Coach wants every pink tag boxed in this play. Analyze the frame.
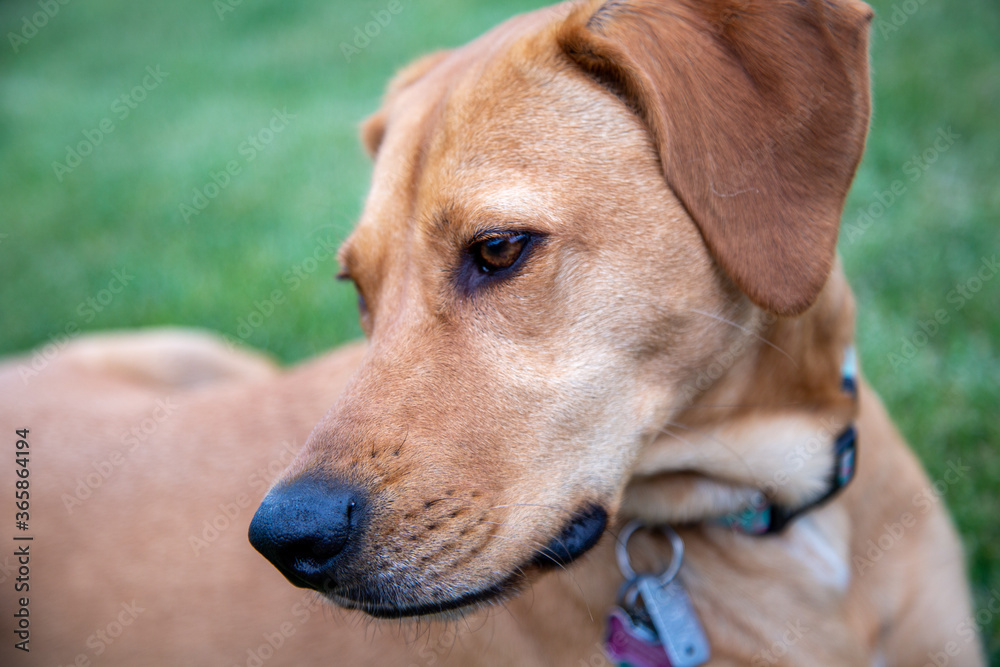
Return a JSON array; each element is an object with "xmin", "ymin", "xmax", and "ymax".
[{"xmin": 604, "ymin": 608, "xmax": 672, "ymax": 667}]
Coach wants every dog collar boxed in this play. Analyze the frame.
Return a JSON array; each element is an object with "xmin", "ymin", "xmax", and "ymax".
[
  {"xmin": 718, "ymin": 346, "xmax": 858, "ymax": 536},
  {"xmin": 603, "ymin": 350, "xmax": 859, "ymax": 666}
]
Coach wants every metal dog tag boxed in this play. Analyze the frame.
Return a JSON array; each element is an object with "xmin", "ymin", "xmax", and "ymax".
[
  {"xmin": 604, "ymin": 606, "xmax": 672, "ymax": 667},
  {"xmin": 635, "ymin": 575, "xmax": 710, "ymax": 667}
]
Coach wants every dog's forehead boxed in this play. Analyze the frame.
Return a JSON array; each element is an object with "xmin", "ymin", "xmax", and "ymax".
[{"xmin": 349, "ymin": 5, "xmax": 652, "ymax": 267}]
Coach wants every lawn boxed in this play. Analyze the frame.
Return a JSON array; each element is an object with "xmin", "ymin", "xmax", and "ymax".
[{"xmin": 1, "ymin": 0, "xmax": 997, "ymax": 660}]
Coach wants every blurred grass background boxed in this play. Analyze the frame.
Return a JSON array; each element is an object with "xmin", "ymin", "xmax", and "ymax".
[{"xmin": 1, "ymin": 0, "xmax": 997, "ymax": 660}]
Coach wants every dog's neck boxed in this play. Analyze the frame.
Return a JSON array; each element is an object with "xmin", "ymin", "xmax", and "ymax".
[{"xmin": 622, "ymin": 262, "xmax": 858, "ymax": 529}]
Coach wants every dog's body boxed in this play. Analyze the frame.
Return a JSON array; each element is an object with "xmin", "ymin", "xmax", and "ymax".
[
  {"xmin": 1, "ymin": 1, "xmax": 983, "ymax": 665},
  {"xmin": 0, "ymin": 325, "xmax": 981, "ymax": 666}
]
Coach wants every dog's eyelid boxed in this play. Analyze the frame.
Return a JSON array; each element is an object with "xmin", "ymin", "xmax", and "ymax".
[
  {"xmin": 470, "ymin": 230, "xmax": 513, "ymax": 244},
  {"xmin": 336, "ymin": 242, "xmax": 359, "ymax": 280},
  {"xmin": 468, "ymin": 227, "xmax": 543, "ymax": 244}
]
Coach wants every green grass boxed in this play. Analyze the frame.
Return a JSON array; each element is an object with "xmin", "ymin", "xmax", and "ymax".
[{"xmin": 1, "ymin": 0, "xmax": 997, "ymax": 660}]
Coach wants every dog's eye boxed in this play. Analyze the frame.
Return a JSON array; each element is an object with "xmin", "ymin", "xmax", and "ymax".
[
  {"xmin": 472, "ymin": 233, "xmax": 530, "ymax": 274},
  {"xmin": 337, "ymin": 270, "xmax": 369, "ymax": 320}
]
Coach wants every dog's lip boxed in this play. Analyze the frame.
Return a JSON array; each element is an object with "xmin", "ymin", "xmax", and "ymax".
[
  {"xmin": 531, "ymin": 503, "xmax": 607, "ymax": 569},
  {"xmin": 326, "ymin": 571, "xmax": 523, "ymax": 619},
  {"xmin": 327, "ymin": 504, "xmax": 609, "ymax": 619}
]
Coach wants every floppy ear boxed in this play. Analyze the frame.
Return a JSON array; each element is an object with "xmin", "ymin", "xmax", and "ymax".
[
  {"xmin": 558, "ymin": 0, "xmax": 873, "ymax": 315},
  {"xmin": 360, "ymin": 50, "xmax": 452, "ymax": 158}
]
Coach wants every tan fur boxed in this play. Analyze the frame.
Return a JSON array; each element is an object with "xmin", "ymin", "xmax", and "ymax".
[{"xmin": 1, "ymin": 1, "xmax": 982, "ymax": 665}]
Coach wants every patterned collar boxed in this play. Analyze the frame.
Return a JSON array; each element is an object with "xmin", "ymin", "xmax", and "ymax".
[{"xmin": 719, "ymin": 346, "xmax": 858, "ymax": 536}]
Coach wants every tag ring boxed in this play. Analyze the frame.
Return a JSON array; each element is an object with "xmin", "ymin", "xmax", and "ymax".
[{"xmin": 615, "ymin": 519, "xmax": 684, "ymax": 587}]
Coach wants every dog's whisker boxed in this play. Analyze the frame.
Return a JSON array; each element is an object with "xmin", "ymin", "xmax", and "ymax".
[
  {"xmin": 658, "ymin": 423, "xmax": 761, "ymax": 486},
  {"xmin": 478, "ymin": 531, "xmax": 584, "ymax": 602},
  {"xmin": 479, "ymin": 530, "xmax": 569, "ymax": 573},
  {"xmin": 680, "ymin": 402, "xmax": 805, "ymax": 410},
  {"xmin": 423, "ymin": 496, "xmax": 463, "ymax": 508},
  {"xmin": 487, "ymin": 502, "xmax": 577, "ymax": 515},
  {"xmin": 687, "ymin": 308, "xmax": 798, "ymax": 367},
  {"xmin": 460, "ymin": 614, "xmax": 476, "ymax": 644},
  {"xmin": 479, "ymin": 523, "xmax": 593, "ymax": 619},
  {"xmin": 664, "ymin": 420, "xmax": 766, "ymax": 484},
  {"xmin": 393, "ymin": 429, "xmax": 410, "ymax": 457}
]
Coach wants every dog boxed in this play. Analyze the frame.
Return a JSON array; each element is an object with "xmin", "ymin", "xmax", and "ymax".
[{"xmin": 1, "ymin": 0, "xmax": 984, "ymax": 665}]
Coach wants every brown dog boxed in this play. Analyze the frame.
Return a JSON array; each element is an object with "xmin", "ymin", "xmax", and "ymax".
[{"xmin": 1, "ymin": 0, "xmax": 984, "ymax": 665}]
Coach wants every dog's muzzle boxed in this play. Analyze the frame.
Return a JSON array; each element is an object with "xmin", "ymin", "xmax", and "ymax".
[{"xmin": 249, "ymin": 478, "xmax": 609, "ymax": 616}]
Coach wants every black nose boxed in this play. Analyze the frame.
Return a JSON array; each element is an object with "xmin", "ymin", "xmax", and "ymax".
[{"xmin": 248, "ymin": 477, "xmax": 365, "ymax": 591}]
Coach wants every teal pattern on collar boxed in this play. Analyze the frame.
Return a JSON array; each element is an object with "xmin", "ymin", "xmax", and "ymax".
[{"xmin": 719, "ymin": 346, "xmax": 858, "ymax": 536}]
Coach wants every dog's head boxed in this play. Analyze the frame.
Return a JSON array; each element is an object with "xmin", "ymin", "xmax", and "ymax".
[{"xmin": 250, "ymin": 0, "xmax": 872, "ymax": 617}]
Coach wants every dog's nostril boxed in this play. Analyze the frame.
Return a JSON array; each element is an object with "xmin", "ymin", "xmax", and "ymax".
[{"xmin": 248, "ymin": 477, "xmax": 366, "ymax": 591}]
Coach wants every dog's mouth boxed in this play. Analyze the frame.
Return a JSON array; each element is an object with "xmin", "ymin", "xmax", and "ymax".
[
  {"xmin": 326, "ymin": 504, "xmax": 609, "ymax": 619},
  {"xmin": 529, "ymin": 503, "xmax": 608, "ymax": 568},
  {"xmin": 327, "ymin": 572, "xmax": 524, "ymax": 619}
]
